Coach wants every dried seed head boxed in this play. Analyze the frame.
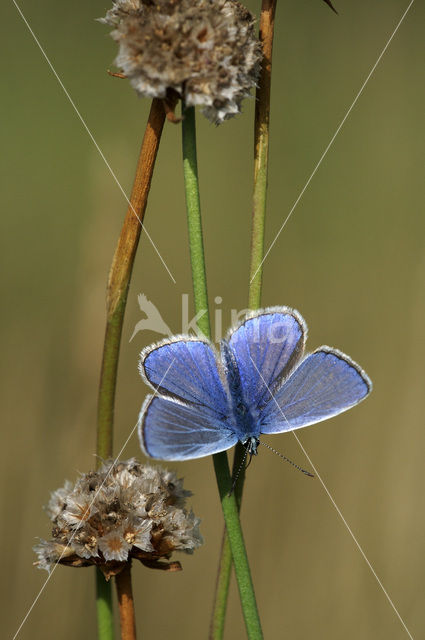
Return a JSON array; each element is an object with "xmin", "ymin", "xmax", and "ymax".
[
  {"xmin": 101, "ymin": 0, "xmax": 262, "ymax": 124},
  {"xmin": 34, "ymin": 459, "xmax": 202, "ymax": 578}
]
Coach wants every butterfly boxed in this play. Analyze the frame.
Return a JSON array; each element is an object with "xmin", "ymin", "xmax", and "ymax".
[{"xmin": 137, "ymin": 307, "xmax": 371, "ymax": 461}]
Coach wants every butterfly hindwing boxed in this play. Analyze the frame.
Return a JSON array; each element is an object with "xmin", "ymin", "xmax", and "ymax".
[{"xmin": 139, "ymin": 395, "xmax": 237, "ymax": 461}]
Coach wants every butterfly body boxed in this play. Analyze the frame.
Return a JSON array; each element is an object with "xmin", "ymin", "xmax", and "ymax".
[
  {"xmin": 137, "ymin": 307, "xmax": 371, "ymax": 462},
  {"xmin": 220, "ymin": 339, "xmax": 260, "ymax": 442}
]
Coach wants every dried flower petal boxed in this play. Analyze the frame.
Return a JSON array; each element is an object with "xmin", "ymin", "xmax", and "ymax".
[
  {"xmin": 61, "ymin": 492, "xmax": 97, "ymax": 527},
  {"xmin": 123, "ymin": 517, "xmax": 154, "ymax": 552},
  {"xmin": 33, "ymin": 540, "xmax": 75, "ymax": 572},
  {"xmin": 99, "ymin": 527, "xmax": 132, "ymax": 562},
  {"xmin": 101, "ymin": 0, "xmax": 262, "ymax": 124},
  {"xmin": 45, "ymin": 481, "xmax": 73, "ymax": 520}
]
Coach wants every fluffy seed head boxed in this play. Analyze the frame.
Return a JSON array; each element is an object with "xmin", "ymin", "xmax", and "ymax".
[
  {"xmin": 101, "ymin": 0, "xmax": 262, "ymax": 124},
  {"xmin": 34, "ymin": 459, "xmax": 202, "ymax": 578}
]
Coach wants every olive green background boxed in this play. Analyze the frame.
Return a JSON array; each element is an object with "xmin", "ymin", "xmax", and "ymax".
[{"xmin": 2, "ymin": 0, "xmax": 424, "ymax": 638}]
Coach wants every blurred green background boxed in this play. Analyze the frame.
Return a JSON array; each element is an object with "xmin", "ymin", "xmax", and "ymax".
[{"xmin": 2, "ymin": 0, "xmax": 424, "ymax": 638}]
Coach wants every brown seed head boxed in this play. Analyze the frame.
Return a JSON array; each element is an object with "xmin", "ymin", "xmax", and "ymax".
[
  {"xmin": 34, "ymin": 459, "xmax": 202, "ymax": 578},
  {"xmin": 101, "ymin": 0, "xmax": 262, "ymax": 124}
]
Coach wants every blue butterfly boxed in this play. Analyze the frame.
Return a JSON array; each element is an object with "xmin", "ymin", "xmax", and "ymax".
[{"xmin": 137, "ymin": 307, "xmax": 372, "ymax": 461}]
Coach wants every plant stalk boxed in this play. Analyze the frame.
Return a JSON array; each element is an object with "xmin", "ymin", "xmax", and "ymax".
[
  {"xmin": 182, "ymin": 102, "xmax": 263, "ymax": 640},
  {"xmin": 96, "ymin": 568, "xmax": 115, "ymax": 640},
  {"xmin": 181, "ymin": 104, "xmax": 211, "ymax": 338},
  {"xmin": 116, "ymin": 564, "xmax": 137, "ymax": 640},
  {"xmin": 210, "ymin": 0, "xmax": 276, "ymax": 636},
  {"xmin": 210, "ymin": 444, "xmax": 245, "ymax": 639},
  {"xmin": 249, "ymin": 0, "xmax": 276, "ymax": 310},
  {"xmin": 96, "ymin": 98, "xmax": 165, "ymax": 639},
  {"xmin": 97, "ymin": 98, "xmax": 165, "ymax": 461}
]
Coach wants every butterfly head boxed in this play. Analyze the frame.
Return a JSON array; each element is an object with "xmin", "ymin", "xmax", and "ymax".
[{"xmin": 242, "ymin": 436, "xmax": 260, "ymax": 457}]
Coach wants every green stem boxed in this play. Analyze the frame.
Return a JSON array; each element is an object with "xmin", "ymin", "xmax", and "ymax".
[
  {"xmin": 96, "ymin": 99, "xmax": 166, "ymax": 639},
  {"xmin": 210, "ymin": 532, "xmax": 232, "ymax": 640},
  {"xmin": 212, "ymin": 454, "xmax": 263, "ymax": 639},
  {"xmin": 181, "ymin": 104, "xmax": 211, "ymax": 338},
  {"xmin": 96, "ymin": 568, "xmax": 114, "ymax": 640},
  {"xmin": 210, "ymin": 443, "xmax": 245, "ymax": 639},
  {"xmin": 97, "ymin": 302, "xmax": 125, "ymax": 461},
  {"xmin": 249, "ymin": 0, "xmax": 276, "ymax": 310},
  {"xmin": 210, "ymin": 0, "xmax": 276, "ymax": 636},
  {"xmin": 182, "ymin": 102, "xmax": 263, "ymax": 640}
]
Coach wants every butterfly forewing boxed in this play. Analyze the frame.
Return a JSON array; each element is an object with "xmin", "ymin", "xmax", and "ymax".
[
  {"xmin": 226, "ymin": 308, "xmax": 306, "ymax": 411},
  {"xmin": 140, "ymin": 337, "xmax": 228, "ymax": 414},
  {"xmin": 260, "ymin": 347, "xmax": 371, "ymax": 434}
]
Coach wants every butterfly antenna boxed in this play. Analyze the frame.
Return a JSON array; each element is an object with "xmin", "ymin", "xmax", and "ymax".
[
  {"xmin": 259, "ymin": 441, "xmax": 314, "ymax": 478},
  {"xmin": 229, "ymin": 446, "xmax": 249, "ymax": 496},
  {"xmin": 245, "ymin": 450, "xmax": 255, "ymax": 469}
]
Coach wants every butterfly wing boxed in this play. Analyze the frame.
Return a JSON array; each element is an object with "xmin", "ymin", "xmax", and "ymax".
[
  {"xmin": 260, "ymin": 347, "xmax": 371, "ymax": 433},
  {"xmin": 225, "ymin": 307, "xmax": 306, "ymax": 410},
  {"xmin": 139, "ymin": 395, "xmax": 237, "ymax": 460},
  {"xmin": 140, "ymin": 336, "xmax": 228, "ymax": 415}
]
